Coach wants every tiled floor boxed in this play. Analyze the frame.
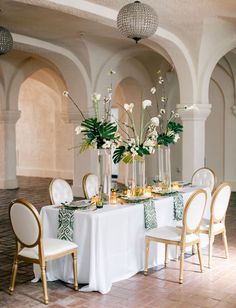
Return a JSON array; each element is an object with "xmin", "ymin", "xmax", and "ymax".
[{"xmin": 0, "ymin": 177, "xmax": 236, "ymax": 307}]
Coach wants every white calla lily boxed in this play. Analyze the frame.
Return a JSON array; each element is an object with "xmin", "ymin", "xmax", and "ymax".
[{"xmin": 142, "ymin": 100, "xmax": 152, "ymax": 109}]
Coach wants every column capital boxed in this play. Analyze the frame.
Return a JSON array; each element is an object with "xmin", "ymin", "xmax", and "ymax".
[
  {"xmin": 177, "ymin": 104, "xmax": 211, "ymax": 121},
  {"xmin": 0, "ymin": 110, "xmax": 21, "ymax": 124}
]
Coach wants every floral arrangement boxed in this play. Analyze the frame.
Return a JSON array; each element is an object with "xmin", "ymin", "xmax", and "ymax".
[
  {"xmin": 152, "ymin": 72, "xmax": 183, "ymax": 146},
  {"xmin": 63, "ymin": 71, "xmax": 120, "ymax": 152},
  {"xmin": 113, "ymin": 71, "xmax": 183, "ymax": 164},
  {"xmin": 113, "ymin": 100, "xmax": 159, "ymax": 164}
]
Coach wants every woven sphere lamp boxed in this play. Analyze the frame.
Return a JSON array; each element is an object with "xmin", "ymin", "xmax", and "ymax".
[
  {"xmin": 0, "ymin": 26, "xmax": 13, "ymax": 55},
  {"xmin": 117, "ymin": 1, "xmax": 158, "ymax": 43}
]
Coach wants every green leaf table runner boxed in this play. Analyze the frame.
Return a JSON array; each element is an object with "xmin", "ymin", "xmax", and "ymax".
[
  {"xmin": 144, "ymin": 200, "xmax": 158, "ymax": 230},
  {"xmin": 57, "ymin": 208, "xmax": 75, "ymax": 242},
  {"xmin": 173, "ymin": 193, "xmax": 184, "ymax": 221}
]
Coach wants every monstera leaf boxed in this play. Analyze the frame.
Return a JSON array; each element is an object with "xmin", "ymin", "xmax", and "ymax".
[
  {"xmin": 167, "ymin": 121, "xmax": 183, "ymax": 133},
  {"xmin": 98, "ymin": 121, "xmax": 117, "ymax": 140},
  {"xmin": 81, "ymin": 118, "xmax": 118, "ymax": 150},
  {"xmin": 136, "ymin": 146, "xmax": 150, "ymax": 157},
  {"xmin": 113, "ymin": 146, "xmax": 126, "ymax": 164},
  {"xmin": 157, "ymin": 134, "xmax": 175, "ymax": 146}
]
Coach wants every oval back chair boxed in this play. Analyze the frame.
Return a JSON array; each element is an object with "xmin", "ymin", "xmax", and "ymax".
[
  {"xmin": 191, "ymin": 167, "xmax": 215, "ymax": 193},
  {"xmin": 200, "ymin": 182, "xmax": 231, "ymax": 268},
  {"xmin": 8, "ymin": 198, "xmax": 78, "ymax": 304},
  {"xmin": 49, "ymin": 178, "xmax": 73, "ymax": 205},
  {"xmin": 145, "ymin": 189, "xmax": 207, "ymax": 284},
  {"xmin": 82, "ymin": 173, "xmax": 99, "ymax": 199}
]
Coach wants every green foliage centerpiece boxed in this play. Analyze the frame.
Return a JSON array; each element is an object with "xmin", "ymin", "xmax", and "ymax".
[{"xmin": 63, "ymin": 71, "xmax": 120, "ymax": 201}]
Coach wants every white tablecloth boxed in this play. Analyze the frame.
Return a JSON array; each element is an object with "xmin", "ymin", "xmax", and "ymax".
[{"xmin": 34, "ymin": 186, "xmax": 211, "ymax": 294}]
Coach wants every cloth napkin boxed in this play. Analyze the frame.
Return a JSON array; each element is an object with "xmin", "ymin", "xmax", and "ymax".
[
  {"xmin": 144, "ymin": 200, "xmax": 158, "ymax": 230},
  {"xmin": 173, "ymin": 193, "xmax": 184, "ymax": 221},
  {"xmin": 57, "ymin": 207, "xmax": 75, "ymax": 241}
]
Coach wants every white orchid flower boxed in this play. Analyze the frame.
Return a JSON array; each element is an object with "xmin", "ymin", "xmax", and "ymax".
[
  {"xmin": 124, "ymin": 103, "xmax": 134, "ymax": 113},
  {"xmin": 102, "ymin": 140, "xmax": 112, "ymax": 149},
  {"xmin": 75, "ymin": 125, "xmax": 83, "ymax": 135},
  {"xmin": 174, "ymin": 134, "xmax": 180, "ymax": 143},
  {"xmin": 161, "ymin": 96, "xmax": 168, "ymax": 103},
  {"xmin": 167, "ymin": 130, "xmax": 175, "ymax": 137},
  {"xmin": 150, "ymin": 117, "xmax": 159, "ymax": 126},
  {"xmin": 144, "ymin": 139, "xmax": 156, "ymax": 147},
  {"xmin": 92, "ymin": 93, "xmax": 101, "ymax": 101},
  {"xmin": 63, "ymin": 91, "xmax": 69, "ymax": 97},
  {"xmin": 142, "ymin": 100, "xmax": 152, "ymax": 109},
  {"xmin": 158, "ymin": 76, "xmax": 164, "ymax": 84},
  {"xmin": 150, "ymin": 87, "xmax": 156, "ymax": 94}
]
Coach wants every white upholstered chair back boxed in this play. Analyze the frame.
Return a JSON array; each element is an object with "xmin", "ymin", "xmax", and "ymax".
[
  {"xmin": 9, "ymin": 199, "xmax": 41, "ymax": 247},
  {"xmin": 191, "ymin": 167, "xmax": 215, "ymax": 193},
  {"xmin": 49, "ymin": 178, "xmax": 73, "ymax": 205},
  {"xmin": 212, "ymin": 183, "xmax": 231, "ymax": 223},
  {"xmin": 83, "ymin": 173, "xmax": 99, "ymax": 199},
  {"xmin": 183, "ymin": 189, "xmax": 207, "ymax": 233}
]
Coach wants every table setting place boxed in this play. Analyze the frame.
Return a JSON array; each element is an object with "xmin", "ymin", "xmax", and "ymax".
[
  {"xmin": 54, "ymin": 181, "xmax": 194, "ymax": 242},
  {"xmin": 34, "ymin": 179, "xmax": 211, "ymax": 294}
]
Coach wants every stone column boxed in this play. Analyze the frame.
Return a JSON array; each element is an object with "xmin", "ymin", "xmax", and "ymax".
[
  {"xmin": 0, "ymin": 110, "xmax": 21, "ymax": 189},
  {"xmin": 65, "ymin": 112, "xmax": 97, "ymax": 197},
  {"xmin": 177, "ymin": 104, "xmax": 211, "ymax": 182}
]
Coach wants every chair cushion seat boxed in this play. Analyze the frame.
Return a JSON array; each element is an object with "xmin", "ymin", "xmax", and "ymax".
[
  {"xmin": 19, "ymin": 238, "xmax": 78, "ymax": 260},
  {"xmin": 146, "ymin": 226, "xmax": 199, "ymax": 243},
  {"xmin": 200, "ymin": 218, "xmax": 224, "ymax": 233}
]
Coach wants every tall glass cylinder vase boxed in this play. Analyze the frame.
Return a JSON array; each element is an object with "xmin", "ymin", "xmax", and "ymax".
[
  {"xmin": 97, "ymin": 148, "xmax": 112, "ymax": 202},
  {"xmin": 157, "ymin": 145, "xmax": 171, "ymax": 192},
  {"xmin": 132, "ymin": 157, "xmax": 146, "ymax": 196}
]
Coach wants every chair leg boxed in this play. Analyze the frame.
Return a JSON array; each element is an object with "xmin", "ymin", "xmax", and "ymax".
[
  {"xmin": 164, "ymin": 244, "xmax": 168, "ymax": 267},
  {"xmin": 208, "ymin": 235, "xmax": 215, "ymax": 268},
  {"xmin": 9, "ymin": 255, "xmax": 19, "ymax": 294},
  {"xmin": 196, "ymin": 242, "xmax": 203, "ymax": 272},
  {"xmin": 175, "ymin": 246, "xmax": 178, "ymax": 261},
  {"xmin": 40, "ymin": 263, "xmax": 48, "ymax": 305},
  {"xmin": 72, "ymin": 251, "xmax": 78, "ymax": 291},
  {"xmin": 222, "ymin": 230, "xmax": 229, "ymax": 259},
  {"xmin": 179, "ymin": 247, "xmax": 184, "ymax": 284},
  {"xmin": 144, "ymin": 238, "xmax": 150, "ymax": 275},
  {"xmin": 192, "ymin": 244, "xmax": 195, "ymax": 255}
]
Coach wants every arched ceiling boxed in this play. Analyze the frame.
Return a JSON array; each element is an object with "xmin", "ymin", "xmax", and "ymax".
[{"xmin": 1, "ymin": 0, "xmax": 236, "ymax": 57}]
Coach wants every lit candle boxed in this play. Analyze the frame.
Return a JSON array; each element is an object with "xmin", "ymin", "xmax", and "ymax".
[
  {"xmin": 172, "ymin": 181, "xmax": 180, "ymax": 191},
  {"xmin": 126, "ymin": 189, "xmax": 131, "ymax": 197},
  {"xmin": 144, "ymin": 185, "xmax": 152, "ymax": 197},
  {"xmin": 110, "ymin": 191, "xmax": 117, "ymax": 204}
]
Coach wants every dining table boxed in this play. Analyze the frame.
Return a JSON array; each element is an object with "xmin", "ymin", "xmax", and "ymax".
[{"xmin": 34, "ymin": 185, "xmax": 211, "ymax": 294}]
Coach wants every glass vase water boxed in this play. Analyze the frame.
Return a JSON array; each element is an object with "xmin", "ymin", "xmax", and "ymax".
[{"xmin": 157, "ymin": 145, "xmax": 171, "ymax": 192}]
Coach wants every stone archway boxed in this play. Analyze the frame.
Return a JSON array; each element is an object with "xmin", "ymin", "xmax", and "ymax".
[{"xmin": 16, "ymin": 67, "xmax": 74, "ymax": 180}]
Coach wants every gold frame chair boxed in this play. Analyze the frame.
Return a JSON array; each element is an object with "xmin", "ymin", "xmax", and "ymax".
[
  {"xmin": 199, "ymin": 182, "xmax": 231, "ymax": 268},
  {"xmin": 191, "ymin": 167, "xmax": 216, "ymax": 193},
  {"xmin": 49, "ymin": 178, "xmax": 73, "ymax": 205},
  {"xmin": 8, "ymin": 198, "xmax": 78, "ymax": 305},
  {"xmin": 144, "ymin": 189, "xmax": 207, "ymax": 284},
  {"xmin": 82, "ymin": 173, "xmax": 98, "ymax": 199}
]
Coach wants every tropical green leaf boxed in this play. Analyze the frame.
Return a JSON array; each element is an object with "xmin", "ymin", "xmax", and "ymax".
[
  {"xmin": 157, "ymin": 134, "xmax": 174, "ymax": 146},
  {"xmin": 122, "ymin": 153, "xmax": 133, "ymax": 164},
  {"xmin": 137, "ymin": 146, "xmax": 150, "ymax": 156},
  {"xmin": 113, "ymin": 146, "xmax": 126, "ymax": 164},
  {"xmin": 167, "ymin": 121, "xmax": 183, "ymax": 134}
]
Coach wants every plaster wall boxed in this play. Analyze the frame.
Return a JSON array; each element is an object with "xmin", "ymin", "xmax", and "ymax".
[
  {"xmin": 16, "ymin": 70, "xmax": 73, "ymax": 179},
  {"xmin": 206, "ymin": 53, "xmax": 236, "ymax": 190}
]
